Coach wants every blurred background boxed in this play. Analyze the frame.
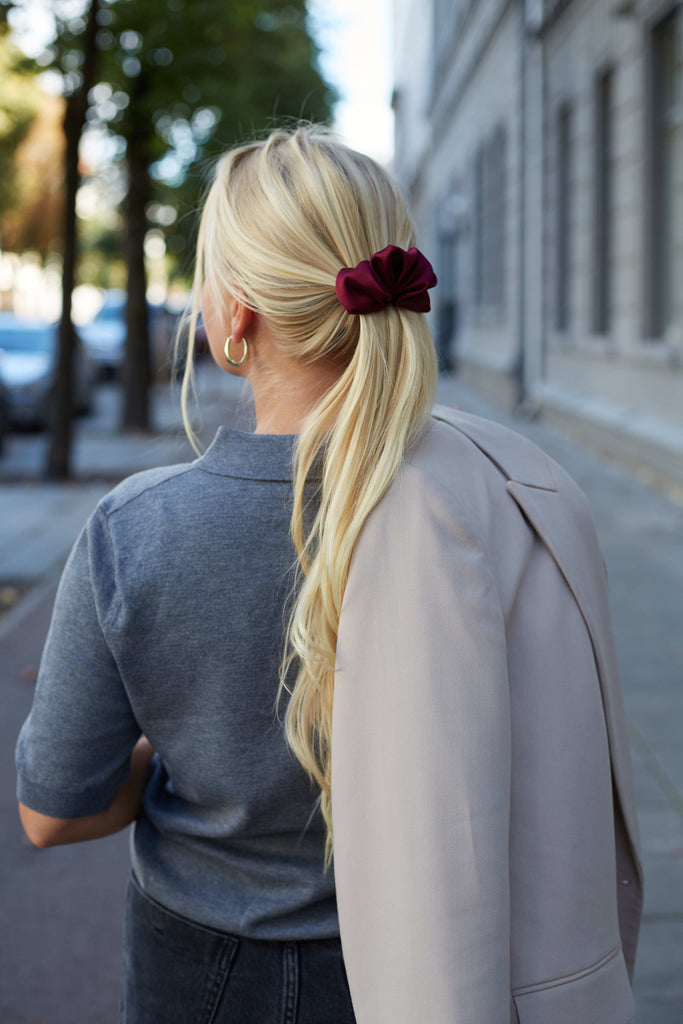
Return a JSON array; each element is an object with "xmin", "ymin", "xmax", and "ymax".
[
  {"xmin": 394, "ymin": 0, "xmax": 683, "ymax": 496},
  {"xmin": 0, "ymin": 0, "xmax": 346, "ymax": 476},
  {"xmin": 0, "ymin": 2, "xmax": 682, "ymax": 1022},
  {"xmin": 0, "ymin": 0, "xmax": 680, "ymax": 492}
]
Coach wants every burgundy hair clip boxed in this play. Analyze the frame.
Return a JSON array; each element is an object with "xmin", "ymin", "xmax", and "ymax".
[{"xmin": 335, "ymin": 244, "xmax": 437, "ymax": 315}]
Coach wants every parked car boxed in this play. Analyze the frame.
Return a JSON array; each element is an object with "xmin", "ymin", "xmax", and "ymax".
[
  {"xmin": 79, "ymin": 289, "xmax": 174, "ymax": 379},
  {"xmin": 0, "ymin": 377, "xmax": 8, "ymax": 454},
  {"xmin": 0, "ymin": 313, "xmax": 96, "ymax": 428},
  {"xmin": 170, "ymin": 310, "xmax": 210, "ymax": 380},
  {"xmin": 78, "ymin": 288, "xmax": 127, "ymax": 378}
]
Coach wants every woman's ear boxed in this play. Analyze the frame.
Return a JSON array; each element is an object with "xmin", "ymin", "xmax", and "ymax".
[
  {"xmin": 228, "ymin": 299, "xmax": 255, "ymax": 342},
  {"xmin": 202, "ymin": 287, "xmax": 256, "ymax": 374}
]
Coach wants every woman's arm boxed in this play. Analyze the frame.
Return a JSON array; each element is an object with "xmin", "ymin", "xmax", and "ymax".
[
  {"xmin": 16, "ymin": 509, "xmax": 148, "ymax": 840},
  {"xmin": 19, "ymin": 737, "xmax": 155, "ymax": 848}
]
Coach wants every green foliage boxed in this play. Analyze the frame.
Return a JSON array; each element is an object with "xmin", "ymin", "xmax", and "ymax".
[
  {"xmin": 4, "ymin": 0, "xmax": 335, "ymax": 264},
  {"xmin": 95, "ymin": 0, "xmax": 336, "ymax": 263}
]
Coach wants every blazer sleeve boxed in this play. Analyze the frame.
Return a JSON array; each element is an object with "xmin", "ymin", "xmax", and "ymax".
[{"xmin": 332, "ymin": 465, "xmax": 512, "ymax": 1024}]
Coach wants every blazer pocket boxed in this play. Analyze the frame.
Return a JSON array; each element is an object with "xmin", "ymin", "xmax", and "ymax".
[{"xmin": 512, "ymin": 945, "xmax": 635, "ymax": 1024}]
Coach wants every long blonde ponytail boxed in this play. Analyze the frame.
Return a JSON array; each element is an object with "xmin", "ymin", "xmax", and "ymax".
[{"xmin": 186, "ymin": 127, "xmax": 437, "ymax": 863}]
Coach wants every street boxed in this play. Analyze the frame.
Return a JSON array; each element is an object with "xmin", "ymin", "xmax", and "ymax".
[{"xmin": 0, "ymin": 370, "xmax": 681, "ymax": 1022}]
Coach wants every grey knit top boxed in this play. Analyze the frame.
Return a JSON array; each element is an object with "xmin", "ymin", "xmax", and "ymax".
[{"xmin": 16, "ymin": 427, "xmax": 338, "ymax": 939}]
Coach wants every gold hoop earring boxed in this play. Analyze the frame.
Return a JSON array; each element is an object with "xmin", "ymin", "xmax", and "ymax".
[{"xmin": 224, "ymin": 336, "xmax": 248, "ymax": 367}]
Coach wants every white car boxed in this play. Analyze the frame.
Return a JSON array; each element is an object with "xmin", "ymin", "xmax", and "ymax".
[{"xmin": 0, "ymin": 314, "xmax": 96, "ymax": 428}]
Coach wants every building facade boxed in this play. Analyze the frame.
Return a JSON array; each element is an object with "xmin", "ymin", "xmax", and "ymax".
[{"xmin": 393, "ymin": 0, "xmax": 683, "ymax": 485}]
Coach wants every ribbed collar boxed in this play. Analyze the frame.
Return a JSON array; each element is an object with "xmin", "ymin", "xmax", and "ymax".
[{"xmin": 196, "ymin": 426, "xmax": 310, "ymax": 482}]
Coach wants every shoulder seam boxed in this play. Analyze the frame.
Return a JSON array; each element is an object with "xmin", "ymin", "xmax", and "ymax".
[{"xmin": 99, "ymin": 462, "xmax": 196, "ymax": 518}]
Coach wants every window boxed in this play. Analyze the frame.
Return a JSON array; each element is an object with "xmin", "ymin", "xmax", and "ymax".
[
  {"xmin": 488, "ymin": 125, "xmax": 506, "ymax": 311},
  {"xmin": 433, "ymin": 0, "xmax": 458, "ymax": 32},
  {"xmin": 556, "ymin": 102, "xmax": 573, "ymax": 331},
  {"xmin": 433, "ymin": 0, "xmax": 461, "ymax": 67},
  {"xmin": 593, "ymin": 69, "xmax": 613, "ymax": 335},
  {"xmin": 648, "ymin": 11, "xmax": 683, "ymax": 338},
  {"xmin": 473, "ymin": 146, "xmax": 485, "ymax": 307},
  {"xmin": 471, "ymin": 123, "xmax": 507, "ymax": 315},
  {"xmin": 436, "ymin": 228, "xmax": 458, "ymax": 371}
]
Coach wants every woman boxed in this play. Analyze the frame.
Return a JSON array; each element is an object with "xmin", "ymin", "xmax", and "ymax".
[{"xmin": 16, "ymin": 126, "xmax": 642, "ymax": 1023}]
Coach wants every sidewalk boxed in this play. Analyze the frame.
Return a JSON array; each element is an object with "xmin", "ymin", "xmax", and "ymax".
[{"xmin": 1, "ymin": 368, "xmax": 682, "ymax": 1022}]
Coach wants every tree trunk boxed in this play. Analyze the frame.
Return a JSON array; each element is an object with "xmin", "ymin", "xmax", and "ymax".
[
  {"xmin": 122, "ymin": 87, "xmax": 152, "ymax": 432},
  {"xmin": 45, "ymin": 99, "xmax": 80, "ymax": 479},
  {"xmin": 46, "ymin": 0, "xmax": 99, "ymax": 480}
]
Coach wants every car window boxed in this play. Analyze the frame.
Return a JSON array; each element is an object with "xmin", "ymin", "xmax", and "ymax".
[
  {"xmin": 95, "ymin": 304, "xmax": 125, "ymax": 323},
  {"xmin": 0, "ymin": 326, "xmax": 54, "ymax": 352}
]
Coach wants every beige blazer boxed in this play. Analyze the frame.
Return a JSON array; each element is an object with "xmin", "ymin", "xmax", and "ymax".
[{"xmin": 332, "ymin": 406, "xmax": 643, "ymax": 1024}]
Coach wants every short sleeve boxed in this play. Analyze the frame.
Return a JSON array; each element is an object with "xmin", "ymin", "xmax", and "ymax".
[{"xmin": 16, "ymin": 507, "xmax": 140, "ymax": 817}]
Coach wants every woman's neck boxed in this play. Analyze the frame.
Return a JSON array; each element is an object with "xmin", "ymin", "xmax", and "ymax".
[{"xmin": 249, "ymin": 356, "xmax": 342, "ymax": 435}]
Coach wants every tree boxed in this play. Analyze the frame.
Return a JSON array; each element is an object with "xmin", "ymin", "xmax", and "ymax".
[
  {"xmin": 1, "ymin": 0, "xmax": 106, "ymax": 476},
  {"xmin": 98, "ymin": 0, "xmax": 335, "ymax": 430},
  {"xmin": 45, "ymin": 0, "xmax": 101, "ymax": 478},
  {"xmin": 3, "ymin": 0, "xmax": 335, "ymax": 470}
]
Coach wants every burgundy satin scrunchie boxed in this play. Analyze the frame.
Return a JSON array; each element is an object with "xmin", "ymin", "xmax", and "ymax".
[{"xmin": 335, "ymin": 244, "xmax": 437, "ymax": 315}]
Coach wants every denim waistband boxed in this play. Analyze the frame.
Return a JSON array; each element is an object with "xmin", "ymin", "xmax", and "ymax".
[{"xmin": 120, "ymin": 874, "xmax": 356, "ymax": 1024}]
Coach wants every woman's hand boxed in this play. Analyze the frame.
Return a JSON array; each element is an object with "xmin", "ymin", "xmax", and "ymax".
[{"xmin": 18, "ymin": 736, "xmax": 156, "ymax": 849}]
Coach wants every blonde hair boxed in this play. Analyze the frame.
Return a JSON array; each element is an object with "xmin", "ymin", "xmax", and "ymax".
[{"xmin": 182, "ymin": 126, "xmax": 437, "ymax": 863}]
